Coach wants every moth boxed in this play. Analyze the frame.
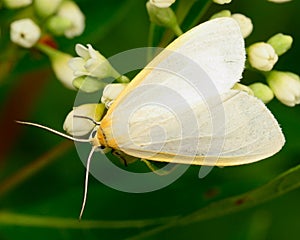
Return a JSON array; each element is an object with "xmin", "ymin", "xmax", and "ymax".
[{"xmin": 18, "ymin": 18, "xmax": 285, "ymax": 218}]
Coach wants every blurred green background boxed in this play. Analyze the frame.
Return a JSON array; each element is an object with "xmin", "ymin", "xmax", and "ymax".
[{"xmin": 1, "ymin": 0, "xmax": 300, "ymax": 239}]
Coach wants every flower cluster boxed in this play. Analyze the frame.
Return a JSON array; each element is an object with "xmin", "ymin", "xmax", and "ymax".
[
  {"xmin": 1, "ymin": 0, "xmax": 85, "ymax": 88},
  {"xmin": 210, "ymin": 0, "xmax": 298, "ymax": 107}
]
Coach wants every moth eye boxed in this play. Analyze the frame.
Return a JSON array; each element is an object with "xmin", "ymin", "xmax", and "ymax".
[{"xmin": 90, "ymin": 129, "xmax": 97, "ymax": 138}]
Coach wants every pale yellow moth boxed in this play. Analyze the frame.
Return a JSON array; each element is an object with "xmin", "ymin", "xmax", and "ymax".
[{"xmin": 17, "ymin": 18, "xmax": 285, "ymax": 218}]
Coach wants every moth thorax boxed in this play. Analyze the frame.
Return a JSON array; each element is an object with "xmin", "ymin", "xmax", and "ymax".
[{"xmin": 96, "ymin": 126, "xmax": 108, "ymax": 147}]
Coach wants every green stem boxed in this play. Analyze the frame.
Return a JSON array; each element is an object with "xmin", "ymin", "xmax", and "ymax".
[
  {"xmin": 0, "ymin": 141, "xmax": 72, "ymax": 197},
  {"xmin": 0, "ymin": 211, "xmax": 179, "ymax": 229},
  {"xmin": 35, "ymin": 43, "xmax": 58, "ymax": 57},
  {"xmin": 147, "ymin": 22, "xmax": 156, "ymax": 62},
  {"xmin": 189, "ymin": 0, "xmax": 213, "ymax": 28},
  {"xmin": 158, "ymin": 0, "xmax": 212, "ymax": 48},
  {"xmin": 171, "ymin": 24, "xmax": 183, "ymax": 37},
  {"xmin": 127, "ymin": 164, "xmax": 300, "ymax": 239}
]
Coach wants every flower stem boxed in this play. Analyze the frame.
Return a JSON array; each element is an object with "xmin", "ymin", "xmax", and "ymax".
[
  {"xmin": 126, "ymin": 163, "xmax": 300, "ymax": 239},
  {"xmin": 147, "ymin": 22, "xmax": 156, "ymax": 62},
  {"xmin": 0, "ymin": 141, "xmax": 73, "ymax": 197}
]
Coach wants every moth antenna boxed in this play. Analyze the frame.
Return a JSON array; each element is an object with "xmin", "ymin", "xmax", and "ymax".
[
  {"xmin": 73, "ymin": 115, "xmax": 100, "ymax": 126},
  {"xmin": 79, "ymin": 146, "xmax": 97, "ymax": 220},
  {"xmin": 15, "ymin": 120, "xmax": 91, "ymax": 143}
]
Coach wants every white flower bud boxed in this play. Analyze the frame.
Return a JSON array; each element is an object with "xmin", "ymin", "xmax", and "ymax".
[
  {"xmin": 101, "ymin": 83, "xmax": 128, "ymax": 108},
  {"xmin": 210, "ymin": 10, "xmax": 231, "ymax": 20},
  {"xmin": 146, "ymin": 1, "xmax": 182, "ymax": 36},
  {"xmin": 56, "ymin": 0, "xmax": 85, "ymax": 38},
  {"xmin": 267, "ymin": 71, "xmax": 300, "ymax": 107},
  {"xmin": 149, "ymin": 0, "xmax": 176, "ymax": 8},
  {"xmin": 46, "ymin": 16, "xmax": 73, "ymax": 36},
  {"xmin": 267, "ymin": 33, "xmax": 293, "ymax": 56},
  {"xmin": 212, "ymin": 0, "xmax": 232, "ymax": 4},
  {"xmin": 63, "ymin": 103, "xmax": 105, "ymax": 136},
  {"xmin": 33, "ymin": 0, "xmax": 62, "ymax": 18},
  {"xmin": 72, "ymin": 76, "xmax": 106, "ymax": 93},
  {"xmin": 69, "ymin": 44, "xmax": 120, "ymax": 79},
  {"xmin": 10, "ymin": 18, "xmax": 41, "ymax": 48},
  {"xmin": 37, "ymin": 44, "xmax": 75, "ymax": 89},
  {"xmin": 3, "ymin": 0, "xmax": 31, "ymax": 9},
  {"xmin": 249, "ymin": 83, "xmax": 274, "ymax": 104},
  {"xmin": 247, "ymin": 42, "xmax": 278, "ymax": 71},
  {"xmin": 231, "ymin": 13, "xmax": 253, "ymax": 38},
  {"xmin": 267, "ymin": 0, "xmax": 292, "ymax": 3}
]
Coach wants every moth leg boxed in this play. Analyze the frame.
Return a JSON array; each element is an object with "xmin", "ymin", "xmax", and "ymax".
[
  {"xmin": 112, "ymin": 150, "xmax": 138, "ymax": 166},
  {"xmin": 141, "ymin": 159, "xmax": 178, "ymax": 176}
]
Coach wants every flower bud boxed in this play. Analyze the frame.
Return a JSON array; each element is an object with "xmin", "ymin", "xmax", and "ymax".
[
  {"xmin": 231, "ymin": 13, "xmax": 253, "ymax": 38},
  {"xmin": 146, "ymin": 1, "xmax": 182, "ymax": 36},
  {"xmin": 267, "ymin": 71, "xmax": 300, "ymax": 107},
  {"xmin": 37, "ymin": 44, "xmax": 75, "ymax": 89},
  {"xmin": 33, "ymin": 0, "xmax": 62, "ymax": 18},
  {"xmin": 3, "ymin": 0, "xmax": 31, "ymax": 9},
  {"xmin": 247, "ymin": 42, "xmax": 278, "ymax": 71},
  {"xmin": 10, "ymin": 18, "xmax": 41, "ymax": 48},
  {"xmin": 149, "ymin": 0, "xmax": 175, "ymax": 8},
  {"xmin": 210, "ymin": 10, "xmax": 231, "ymax": 20},
  {"xmin": 212, "ymin": 0, "xmax": 232, "ymax": 4},
  {"xmin": 267, "ymin": 33, "xmax": 293, "ymax": 56},
  {"xmin": 232, "ymin": 83, "xmax": 254, "ymax": 96},
  {"xmin": 56, "ymin": 0, "xmax": 85, "ymax": 38},
  {"xmin": 63, "ymin": 103, "xmax": 105, "ymax": 136},
  {"xmin": 249, "ymin": 83, "xmax": 274, "ymax": 104},
  {"xmin": 69, "ymin": 44, "xmax": 120, "ymax": 80},
  {"xmin": 72, "ymin": 76, "xmax": 106, "ymax": 93},
  {"xmin": 267, "ymin": 0, "xmax": 291, "ymax": 3},
  {"xmin": 101, "ymin": 83, "xmax": 128, "ymax": 108},
  {"xmin": 46, "ymin": 16, "xmax": 73, "ymax": 36}
]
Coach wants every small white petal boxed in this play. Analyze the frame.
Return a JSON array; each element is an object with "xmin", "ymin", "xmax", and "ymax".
[
  {"xmin": 10, "ymin": 18, "xmax": 41, "ymax": 48},
  {"xmin": 63, "ymin": 103, "xmax": 105, "ymax": 136},
  {"xmin": 75, "ymin": 44, "xmax": 89, "ymax": 59},
  {"xmin": 212, "ymin": 0, "xmax": 232, "ymax": 4},
  {"xmin": 3, "ymin": 0, "xmax": 32, "ymax": 9},
  {"xmin": 267, "ymin": 71, "xmax": 300, "ymax": 107},
  {"xmin": 101, "ymin": 84, "xmax": 127, "ymax": 108},
  {"xmin": 248, "ymin": 42, "xmax": 278, "ymax": 71},
  {"xmin": 149, "ymin": 0, "xmax": 176, "ymax": 8},
  {"xmin": 267, "ymin": 0, "xmax": 292, "ymax": 3},
  {"xmin": 51, "ymin": 51, "xmax": 75, "ymax": 89},
  {"xmin": 231, "ymin": 13, "xmax": 253, "ymax": 38},
  {"xmin": 57, "ymin": 1, "xmax": 85, "ymax": 38}
]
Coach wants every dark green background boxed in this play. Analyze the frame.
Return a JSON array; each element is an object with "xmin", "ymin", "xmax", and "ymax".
[{"xmin": 1, "ymin": 0, "xmax": 300, "ymax": 239}]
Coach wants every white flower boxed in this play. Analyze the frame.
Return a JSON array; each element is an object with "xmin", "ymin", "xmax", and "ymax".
[
  {"xmin": 146, "ymin": 1, "xmax": 182, "ymax": 36},
  {"xmin": 37, "ymin": 44, "xmax": 75, "ymax": 89},
  {"xmin": 3, "ymin": 0, "xmax": 32, "ymax": 9},
  {"xmin": 249, "ymin": 83, "xmax": 274, "ymax": 104},
  {"xmin": 101, "ymin": 83, "xmax": 128, "ymax": 108},
  {"xmin": 267, "ymin": 0, "xmax": 292, "ymax": 3},
  {"xmin": 63, "ymin": 103, "xmax": 105, "ymax": 136},
  {"xmin": 69, "ymin": 44, "xmax": 120, "ymax": 79},
  {"xmin": 247, "ymin": 42, "xmax": 278, "ymax": 71},
  {"xmin": 33, "ymin": 0, "xmax": 62, "ymax": 18},
  {"xmin": 10, "ymin": 18, "xmax": 41, "ymax": 48},
  {"xmin": 212, "ymin": 0, "xmax": 232, "ymax": 4},
  {"xmin": 267, "ymin": 71, "xmax": 300, "ymax": 107},
  {"xmin": 231, "ymin": 13, "xmax": 253, "ymax": 38},
  {"xmin": 56, "ymin": 1, "xmax": 85, "ymax": 38},
  {"xmin": 149, "ymin": 0, "xmax": 176, "ymax": 8},
  {"xmin": 51, "ymin": 51, "xmax": 75, "ymax": 89},
  {"xmin": 267, "ymin": 33, "xmax": 293, "ymax": 56}
]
